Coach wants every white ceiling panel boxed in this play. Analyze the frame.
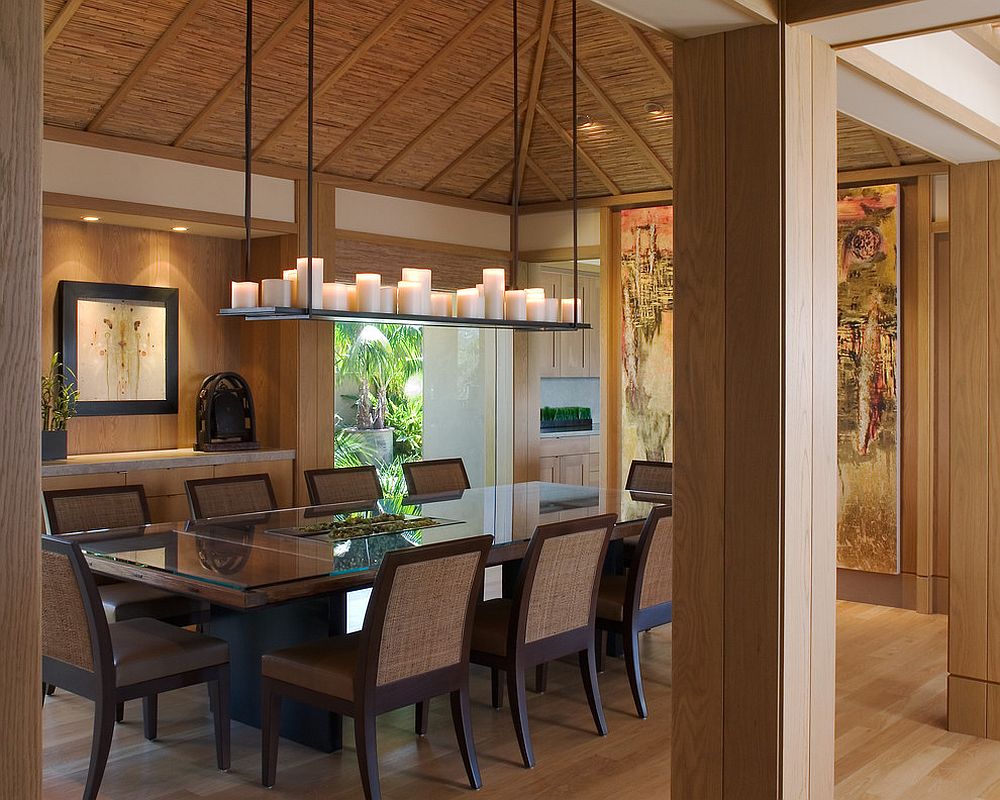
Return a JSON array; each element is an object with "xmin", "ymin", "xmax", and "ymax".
[
  {"xmin": 804, "ymin": 0, "xmax": 1000, "ymax": 47},
  {"xmin": 587, "ymin": 0, "xmax": 762, "ymax": 38}
]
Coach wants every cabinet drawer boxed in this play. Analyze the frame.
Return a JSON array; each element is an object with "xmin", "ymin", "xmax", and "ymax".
[
  {"xmin": 126, "ymin": 466, "xmax": 214, "ymax": 498},
  {"xmin": 147, "ymin": 494, "xmax": 193, "ymax": 524},
  {"xmin": 42, "ymin": 473, "xmax": 126, "ymax": 492},
  {"xmin": 214, "ymin": 460, "xmax": 294, "ymax": 508}
]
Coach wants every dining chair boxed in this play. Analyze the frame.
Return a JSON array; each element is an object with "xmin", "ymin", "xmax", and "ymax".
[
  {"xmin": 470, "ymin": 513, "xmax": 617, "ymax": 769},
  {"xmin": 41, "ymin": 534, "xmax": 231, "ymax": 800},
  {"xmin": 304, "ymin": 465, "xmax": 383, "ymax": 507},
  {"xmin": 402, "ymin": 457, "xmax": 471, "ymax": 496},
  {"xmin": 595, "ymin": 504, "xmax": 672, "ymax": 719},
  {"xmin": 185, "ymin": 473, "xmax": 277, "ymax": 519},
  {"xmin": 622, "ymin": 460, "xmax": 673, "ymax": 558},
  {"xmin": 261, "ymin": 534, "xmax": 493, "ymax": 800},
  {"xmin": 43, "ymin": 485, "xmax": 208, "ymax": 626}
]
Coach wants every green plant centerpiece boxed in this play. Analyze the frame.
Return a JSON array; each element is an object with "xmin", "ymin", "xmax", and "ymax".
[{"xmin": 41, "ymin": 352, "xmax": 79, "ymax": 460}]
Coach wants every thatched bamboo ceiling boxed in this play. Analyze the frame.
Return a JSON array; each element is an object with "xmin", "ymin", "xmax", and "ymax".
[{"xmin": 43, "ymin": 0, "xmax": 937, "ymax": 207}]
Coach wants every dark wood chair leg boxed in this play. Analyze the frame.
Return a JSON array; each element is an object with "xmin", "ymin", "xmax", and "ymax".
[
  {"xmin": 415, "ymin": 700, "xmax": 429, "ymax": 736},
  {"xmin": 261, "ymin": 677, "xmax": 282, "ymax": 788},
  {"xmin": 115, "ymin": 702, "xmax": 124, "ymax": 723},
  {"xmin": 354, "ymin": 711, "xmax": 382, "ymax": 800},
  {"xmin": 579, "ymin": 646, "xmax": 608, "ymax": 736},
  {"xmin": 491, "ymin": 667, "xmax": 504, "ymax": 710},
  {"xmin": 83, "ymin": 699, "xmax": 116, "ymax": 800},
  {"xmin": 142, "ymin": 695, "xmax": 158, "ymax": 741},
  {"xmin": 534, "ymin": 663, "xmax": 548, "ymax": 694},
  {"xmin": 210, "ymin": 666, "xmax": 231, "ymax": 771},
  {"xmin": 45, "ymin": 683, "xmax": 56, "ymax": 696},
  {"xmin": 623, "ymin": 628, "xmax": 648, "ymax": 719},
  {"xmin": 595, "ymin": 630, "xmax": 606, "ymax": 673},
  {"xmin": 506, "ymin": 667, "xmax": 535, "ymax": 769},
  {"xmin": 450, "ymin": 686, "xmax": 482, "ymax": 790}
]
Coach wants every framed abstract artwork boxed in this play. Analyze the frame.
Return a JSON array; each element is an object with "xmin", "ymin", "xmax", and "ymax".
[
  {"xmin": 836, "ymin": 184, "xmax": 900, "ymax": 574},
  {"xmin": 58, "ymin": 281, "xmax": 179, "ymax": 416}
]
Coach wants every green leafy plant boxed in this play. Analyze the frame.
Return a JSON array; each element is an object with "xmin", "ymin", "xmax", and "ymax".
[
  {"xmin": 333, "ymin": 426, "xmax": 377, "ymax": 468},
  {"xmin": 41, "ymin": 353, "xmax": 79, "ymax": 432},
  {"xmin": 385, "ymin": 393, "xmax": 423, "ymax": 461}
]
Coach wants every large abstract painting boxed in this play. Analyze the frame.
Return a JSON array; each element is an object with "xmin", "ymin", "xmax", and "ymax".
[
  {"xmin": 59, "ymin": 281, "xmax": 179, "ymax": 416},
  {"xmin": 837, "ymin": 184, "xmax": 900, "ymax": 574},
  {"xmin": 620, "ymin": 206, "xmax": 674, "ymax": 504}
]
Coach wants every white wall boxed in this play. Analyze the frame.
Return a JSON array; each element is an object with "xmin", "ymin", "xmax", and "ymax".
[
  {"xmin": 42, "ymin": 140, "xmax": 296, "ymax": 222},
  {"xmin": 518, "ymin": 208, "xmax": 601, "ymax": 252},
  {"xmin": 335, "ymin": 188, "xmax": 510, "ymax": 251}
]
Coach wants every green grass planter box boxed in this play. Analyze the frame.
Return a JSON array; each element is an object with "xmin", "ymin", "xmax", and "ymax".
[{"xmin": 540, "ymin": 406, "xmax": 593, "ymax": 433}]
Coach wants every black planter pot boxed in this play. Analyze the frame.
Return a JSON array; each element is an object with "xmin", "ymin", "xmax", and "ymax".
[{"xmin": 42, "ymin": 430, "xmax": 68, "ymax": 461}]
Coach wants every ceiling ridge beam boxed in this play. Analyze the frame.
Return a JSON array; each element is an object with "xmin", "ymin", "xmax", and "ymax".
[
  {"xmin": 425, "ymin": 101, "xmax": 526, "ymax": 191},
  {"xmin": 838, "ymin": 48, "xmax": 1000, "ymax": 149},
  {"xmin": 620, "ymin": 22, "xmax": 672, "ymax": 88},
  {"xmin": 88, "ymin": 0, "xmax": 210, "ymax": 133},
  {"xmin": 44, "ymin": 0, "xmax": 86, "ymax": 53},
  {"xmin": 526, "ymin": 155, "xmax": 567, "ymax": 201},
  {"xmin": 174, "ymin": 0, "xmax": 309, "ymax": 147},
  {"xmin": 373, "ymin": 31, "xmax": 540, "ymax": 182},
  {"xmin": 316, "ymin": 0, "xmax": 507, "ymax": 174},
  {"xmin": 514, "ymin": 0, "xmax": 557, "ymax": 200},
  {"xmin": 870, "ymin": 128, "xmax": 901, "ymax": 167},
  {"xmin": 254, "ymin": 0, "xmax": 421, "ymax": 160},
  {"xmin": 955, "ymin": 24, "xmax": 1000, "ymax": 68},
  {"xmin": 550, "ymin": 35, "xmax": 672, "ymax": 184},
  {"xmin": 473, "ymin": 159, "xmax": 513, "ymax": 200},
  {"xmin": 536, "ymin": 101, "xmax": 620, "ymax": 194}
]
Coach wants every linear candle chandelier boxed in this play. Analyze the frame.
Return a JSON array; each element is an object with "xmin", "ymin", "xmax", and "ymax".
[{"xmin": 222, "ymin": 0, "xmax": 587, "ymax": 331}]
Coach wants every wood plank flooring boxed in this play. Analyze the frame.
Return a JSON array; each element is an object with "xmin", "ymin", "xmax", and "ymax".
[{"xmin": 42, "ymin": 602, "xmax": 1000, "ymax": 799}]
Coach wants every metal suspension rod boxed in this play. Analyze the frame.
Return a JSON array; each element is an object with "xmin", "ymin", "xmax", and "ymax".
[
  {"xmin": 572, "ymin": 0, "xmax": 578, "ymax": 325},
  {"xmin": 511, "ymin": 0, "xmax": 519, "ymax": 274},
  {"xmin": 243, "ymin": 0, "xmax": 253, "ymax": 280},
  {"xmin": 306, "ymin": 0, "xmax": 315, "ymax": 311}
]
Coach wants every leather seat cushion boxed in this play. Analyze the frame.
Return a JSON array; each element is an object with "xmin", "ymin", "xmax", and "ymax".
[
  {"xmin": 597, "ymin": 575, "xmax": 628, "ymax": 623},
  {"xmin": 261, "ymin": 633, "xmax": 360, "ymax": 702},
  {"xmin": 471, "ymin": 598, "xmax": 513, "ymax": 658},
  {"xmin": 111, "ymin": 618, "xmax": 229, "ymax": 687},
  {"xmin": 100, "ymin": 582, "xmax": 207, "ymax": 624}
]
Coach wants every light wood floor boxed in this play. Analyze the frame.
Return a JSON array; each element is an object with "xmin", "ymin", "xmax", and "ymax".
[{"xmin": 41, "ymin": 602, "xmax": 1000, "ymax": 799}]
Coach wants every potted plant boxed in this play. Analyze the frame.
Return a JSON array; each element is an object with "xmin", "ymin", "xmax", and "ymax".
[{"xmin": 41, "ymin": 352, "xmax": 79, "ymax": 461}]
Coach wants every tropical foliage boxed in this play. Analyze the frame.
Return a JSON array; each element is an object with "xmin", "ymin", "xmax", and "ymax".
[{"xmin": 41, "ymin": 352, "xmax": 79, "ymax": 432}]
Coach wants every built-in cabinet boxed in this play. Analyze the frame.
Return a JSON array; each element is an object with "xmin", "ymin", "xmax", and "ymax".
[
  {"xmin": 539, "ymin": 434, "xmax": 600, "ymax": 487},
  {"xmin": 529, "ymin": 265, "xmax": 601, "ymax": 379}
]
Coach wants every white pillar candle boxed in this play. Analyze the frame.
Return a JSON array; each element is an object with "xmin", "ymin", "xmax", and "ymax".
[
  {"xmin": 431, "ymin": 292, "xmax": 454, "ymax": 317},
  {"xmin": 401, "ymin": 268, "xmax": 432, "ymax": 314},
  {"xmin": 483, "ymin": 268, "xmax": 506, "ymax": 319},
  {"xmin": 283, "ymin": 269, "xmax": 298, "ymax": 305},
  {"xmin": 231, "ymin": 281, "xmax": 259, "ymax": 308},
  {"xmin": 526, "ymin": 294, "xmax": 546, "ymax": 321},
  {"xmin": 296, "ymin": 257, "xmax": 325, "ymax": 309},
  {"xmin": 261, "ymin": 278, "xmax": 292, "ymax": 308},
  {"xmin": 505, "ymin": 289, "xmax": 527, "ymax": 321},
  {"xmin": 544, "ymin": 298, "xmax": 559, "ymax": 323},
  {"xmin": 346, "ymin": 285, "xmax": 358, "ymax": 312},
  {"xmin": 457, "ymin": 288, "xmax": 483, "ymax": 318},
  {"xmin": 397, "ymin": 281, "xmax": 423, "ymax": 315},
  {"xmin": 380, "ymin": 286, "xmax": 397, "ymax": 314},
  {"xmin": 355, "ymin": 273, "xmax": 382, "ymax": 312},
  {"xmin": 476, "ymin": 283, "xmax": 485, "ymax": 298},
  {"xmin": 560, "ymin": 297, "xmax": 583, "ymax": 324},
  {"xmin": 322, "ymin": 283, "xmax": 345, "ymax": 311}
]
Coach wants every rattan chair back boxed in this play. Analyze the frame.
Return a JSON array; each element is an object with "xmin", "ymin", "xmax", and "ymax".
[
  {"xmin": 304, "ymin": 466, "xmax": 383, "ymax": 506},
  {"xmin": 43, "ymin": 485, "xmax": 151, "ymax": 534},
  {"xmin": 185, "ymin": 474, "xmax": 277, "ymax": 519}
]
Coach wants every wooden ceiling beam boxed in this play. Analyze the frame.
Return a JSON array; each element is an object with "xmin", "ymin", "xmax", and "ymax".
[
  {"xmin": 536, "ymin": 102, "xmax": 620, "ymax": 194},
  {"xmin": 374, "ymin": 31, "xmax": 540, "ymax": 182},
  {"xmin": 870, "ymin": 128, "xmax": 901, "ymax": 167},
  {"xmin": 956, "ymin": 24, "xmax": 1000, "ymax": 68},
  {"xmin": 254, "ymin": 0, "xmax": 421, "ymax": 160},
  {"xmin": 620, "ymin": 22, "xmax": 672, "ymax": 89},
  {"xmin": 174, "ymin": 0, "xmax": 309, "ymax": 147},
  {"xmin": 514, "ymin": 0, "xmax": 557, "ymax": 200},
  {"xmin": 317, "ymin": 0, "xmax": 507, "ymax": 173},
  {"xmin": 526, "ymin": 156, "xmax": 567, "ymax": 201},
  {"xmin": 88, "ymin": 0, "xmax": 209, "ymax": 132},
  {"xmin": 44, "ymin": 0, "xmax": 85, "ymax": 53},
  {"xmin": 550, "ymin": 36, "xmax": 672, "ymax": 184},
  {"xmin": 425, "ymin": 101, "xmax": 525, "ymax": 191},
  {"xmin": 473, "ymin": 159, "xmax": 513, "ymax": 200}
]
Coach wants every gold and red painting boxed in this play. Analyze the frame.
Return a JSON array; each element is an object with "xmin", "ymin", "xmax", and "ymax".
[{"xmin": 837, "ymin": 184, "xmax": 900, "ymax": 574}]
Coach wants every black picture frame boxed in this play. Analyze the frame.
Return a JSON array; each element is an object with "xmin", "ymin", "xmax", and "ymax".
[{"xmin": 58, "ymin": 281, "xmax": 179, "ymax": 416}]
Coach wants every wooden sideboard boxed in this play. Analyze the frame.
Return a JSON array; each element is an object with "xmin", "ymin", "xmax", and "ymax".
[
  {"xmin": 538, "ymin": 433, "xmax": 600, "ymax": 488},
  {"xmin": 41, "ymin": 448, "xmax": 296, "ymax": 523}
]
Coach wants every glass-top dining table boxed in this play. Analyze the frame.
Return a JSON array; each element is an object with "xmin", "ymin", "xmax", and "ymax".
[{"xmin": 63, "ymin": 481, "xmax": 670, "ymax": 751}]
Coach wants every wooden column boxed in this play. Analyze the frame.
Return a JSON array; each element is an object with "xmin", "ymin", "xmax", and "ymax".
[
  {"xmin": 0, "ymin": 0, "xmax": 43, "ymax": 795},
  {"xmin": 948, "ymin": 160, "xmax": 1000, "ymax": 737},
  {"xmin": 672, "ymin": 24, "xmax": 836, "ymax": 799}
]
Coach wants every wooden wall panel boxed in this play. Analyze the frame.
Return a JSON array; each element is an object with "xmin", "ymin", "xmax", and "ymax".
[
  {"xmin": 935, "ymin": 233, "xmax": 951, "ymax": 579},
  {"xmin": 989, "ymin": 160, "xmax": 1000, "ymax": 685},
  {"xmin": 41, "ymin": 219, "xmax": 245, "ymax": 454},
  {"xmin": 0, "ymin": 0, "xmax": 43, "ymax": 793}
]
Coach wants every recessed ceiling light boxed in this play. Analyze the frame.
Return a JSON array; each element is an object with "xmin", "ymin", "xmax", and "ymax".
[
  {"xmin": 171, "ymin": 226, "xmax": 189, "ymax": 232},
  {"xmin": 645, "ymin": 101, "xmax": 666, "ymax": 116},
  {"xmin": 576, "ymin": 114, "xmax": 594, "ymax": 129},
  {"xmin": 81, "ymin": 215, "xmax": 100, "ymax": 222}
]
